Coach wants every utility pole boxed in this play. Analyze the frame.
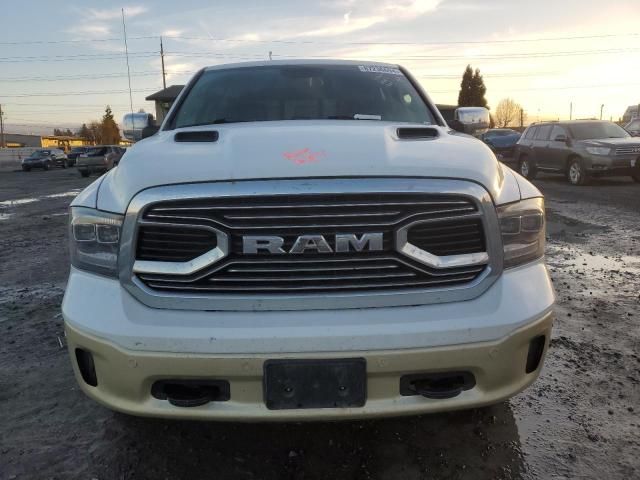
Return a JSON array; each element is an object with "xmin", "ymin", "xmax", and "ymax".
[
  {"xmin": 160, "ymin": 36, "xmax": 167, "ymax": 89},
  {"xmin": 600, "ymin": 104, "xmax": 604, "ymax": 120},
  {"xmin": 121, "ymin": 9, "xmax": 134, "ymax": 136},
  {"xmin": 569, "ymin": 102, "xmax": 573, "ymax": 120},
  {"xmin": 0, "ymin": 104, "xmax": 5, "ymax": 148},
  {"xmin": 519, "ymin": 108, "xmax": 524, "ymax": 128}
]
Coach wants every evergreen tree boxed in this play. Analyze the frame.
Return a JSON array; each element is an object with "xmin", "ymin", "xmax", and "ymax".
[
  {"xmin": 470, "ymin": 68, "xmax": 488, "ymax": 108},
  {"xmin": 457, "ymin": 65, "xmax": 474, "ymax": 107},
  {"xmin": 101, "ymin": 105, "xmax": 121, "ymax": 144},
  {"xmin": 457, "ymin": 65, "xmax": 488, "ymax": 108}
]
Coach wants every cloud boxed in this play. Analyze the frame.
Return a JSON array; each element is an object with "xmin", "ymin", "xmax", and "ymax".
[
  {"xmin": 85, "ymin": 5, "xmax": 148, "ymax": 21},
  {"xmin": 164, "ymin": 62, "xmax": 199, "ymax": 81},
  {"xmin": 291, "ymin": 0, "xmax": 441, "ymax": 39},
  {"xmin": 65, "ymin": 4, "xmax": 148, "ymax": 40},
  {"xmin": 73, "ymin": 24, "xmax": 112, "ymax": 36},
  {"xmin": 385, "ymin": 0, "xmax": 441, "ymax": 18},
  {"xmin": 162, "ymin": 29, "xmax": 184, "ymax": 38},
  {"xmin": 295, "ymin": 14, "xmax": 386, "ymax": 37}
]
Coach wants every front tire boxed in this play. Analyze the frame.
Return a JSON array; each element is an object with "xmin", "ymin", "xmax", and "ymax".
[
  {"xmin": 518, "ymin": 156, "xmax": 537, "ymax": 179},
  {"xmin": 43, "ymin": 162, "xmax": 50, "ymax": 171},
  {"xmin": 567, "ymin": 157, "xmax": 589, "ymax": 186}
]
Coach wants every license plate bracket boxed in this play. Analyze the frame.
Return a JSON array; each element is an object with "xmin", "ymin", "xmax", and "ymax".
[{"xmin": 263, "ymin": 358, "xmax": 367, "ymax": 410}]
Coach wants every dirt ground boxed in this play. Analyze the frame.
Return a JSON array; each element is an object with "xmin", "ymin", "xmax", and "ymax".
[{"xmin": 1, "ymin": 168, "xmax": 639, "ymax": 480}]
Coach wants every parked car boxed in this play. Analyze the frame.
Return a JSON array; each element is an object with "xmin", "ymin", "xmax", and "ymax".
[
  {"xmin": 76, "ymin": 145, "xmax": 126, "ymax": 177},
  {"xmin": 514, "ymin": 120, "xmax": 640, "ymax": 185},
  {"xmin": 66, "ymin": 146, "xmax": 89, "ymax": 167},
  {"xmin": 64, "ymin": 60, "xmax": 553, "ymax": 420},
  {"xmin": 21, "ymin": 148, "xmax": 68, "ymax": 171},
  {"xmin": 481, "ymin": 129, "xmax": 521, "ymax": 163},
  {"xmin": 625, "ymin": 119, "xmax": 640, "ymax": 136}
]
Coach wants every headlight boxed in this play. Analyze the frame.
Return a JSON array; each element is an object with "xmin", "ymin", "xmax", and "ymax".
[
  {"xmin": 585, "ymin": 146, "xmax": 611, "ymax": 156},
  {"xmin": 69, "ymin": 206, "xmax": 123, "ymax": 277},
  {"xmin": 497, "ymin": 198, "xmax": 545, "ymax": 269}
]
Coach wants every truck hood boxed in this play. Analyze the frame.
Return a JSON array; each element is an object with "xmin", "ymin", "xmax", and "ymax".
[{"xmin": 96, "ymin": 121, "xmax": 518, "ymax": 213}]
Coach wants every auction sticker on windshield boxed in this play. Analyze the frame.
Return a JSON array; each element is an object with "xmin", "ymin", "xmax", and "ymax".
[{"xmin": 358, "ymin": 65, "xmax": 403, "ymax": 75}]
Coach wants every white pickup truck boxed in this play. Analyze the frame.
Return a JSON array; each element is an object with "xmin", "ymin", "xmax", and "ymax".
[{"xmin": 63, "ymin": 60, "xmax": 554, "ymax": 420}]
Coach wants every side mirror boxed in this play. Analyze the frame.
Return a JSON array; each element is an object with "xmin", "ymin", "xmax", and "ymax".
[
  {"xmin": 451, "ymin": 107, "xmax": 490, "ymax": 137},
  {"xmin": 554, "ymin": 134, "xmax": 567, "ymax": 142},
  {"xmin": 122, "ymin": 113, "xmax": 157, "ymax": 142},
  {"xmin": 448, "ymin": 119, "xmax": 464, "ymax": 133},
  {"xmin": 141, "ymin": 125, "xmax": 160, "ymax": 139}
]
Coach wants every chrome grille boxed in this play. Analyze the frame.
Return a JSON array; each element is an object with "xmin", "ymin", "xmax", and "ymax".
[
  {"xmin": 142, "ymin": 193, "xmax": 477, "ymax": 229},
  {"xmin": 137, "ymin": 224, "xmax": 217, "ymax": 262},
  {"xmin": 615, "ymin": 145, "xmax": 640, "ymax": 156},
  {"xmin": 134, "ymin": 193, "xmax": 487, "ymax": 294},
  {"xmin": 406, "ymin": 219, "xmax": 485, "ymax": 256},
  {"xmin": 137, "ymin": 256, "xmax": 486, "ymax": 293}
]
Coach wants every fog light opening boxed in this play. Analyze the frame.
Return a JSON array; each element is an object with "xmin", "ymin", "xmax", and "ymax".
[
  {"xmin": 75, "ymin": 348, "xmax": 98, "ymax": 387},
  {"xmin": 526, "ymin": 335, "xmax": 546, "ymax": 374}
]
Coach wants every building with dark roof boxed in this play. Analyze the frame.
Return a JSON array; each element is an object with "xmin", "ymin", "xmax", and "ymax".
[{"xmin": 145, "ymin": 85, "xmax": 184, "ymax": 123}]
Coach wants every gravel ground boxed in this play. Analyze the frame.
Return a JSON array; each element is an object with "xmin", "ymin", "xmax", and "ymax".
[{"xmin": 1, "ymin": 168, "xmax": 639, "ymax": 480}]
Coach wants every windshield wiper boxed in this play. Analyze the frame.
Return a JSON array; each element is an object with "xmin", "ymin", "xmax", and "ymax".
[
  {"xmin": 177, "ymin": 118, "xmax": 250, "ymax": 128},
  {"xmin": 326, "ymin": 114, "xmax": 382, "ymax": 121}
]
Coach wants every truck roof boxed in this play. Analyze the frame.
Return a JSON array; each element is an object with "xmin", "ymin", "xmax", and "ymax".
[{"xmin": 203, "ymin": 59, "xmax": 400, "ymax": 71}]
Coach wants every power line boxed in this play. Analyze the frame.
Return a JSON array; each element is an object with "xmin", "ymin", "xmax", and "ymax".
[
  {"xmin": 428, "ymin": 81, "xmax": 640, "ymax": 94},
  {"xmin": 0, "ymin": 35, "xmax": 158, "ymax": 46},
  {"xmin": 0, "ymin": 32, "xmax": 638, "ymax": 46},
  {"xmin": 159, "ymin": 32, "xmax": 640, "ymax": 46},
  {"xmin": 0, "ymin": 52, "xmax": 158, "ymax": 63},
  {"xmin": 2, "ymin": 102, "xmax": 133, "ymax": 107},
  {"xmin": 1, "ymin": 88, "xmax": 160, "ymax": 98},
  {"xmin": 0, "ymin": 69, "xmax": 563, "ymax": 83},
  {"xmin": 0, "ymin": 71, "xmax": 160, "ymax": 82},
  {"xmin": 151, "ymin": 47, "xmax": 640, "ymax": 62},
  {"xmin": 1, "ymin": 45, "xmax": 637, "ymax": 65},
  {"xmin": 5, "ymin": 121, "xmax": 81, "ymax": 127}
]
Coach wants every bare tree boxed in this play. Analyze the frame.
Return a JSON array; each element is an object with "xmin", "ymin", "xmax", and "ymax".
[{"xmin": 494, "ymin": 98, "xmax": 522, "ymax": 128}]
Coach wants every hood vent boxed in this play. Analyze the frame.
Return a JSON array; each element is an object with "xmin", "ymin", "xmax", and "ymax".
[
  {"xmin": 397, "ymin": 127, "xmax": 439, "ymax": 140},
  {"xmin": 174, "ymin": 131, "xmax": 219, "ymax": 143}
]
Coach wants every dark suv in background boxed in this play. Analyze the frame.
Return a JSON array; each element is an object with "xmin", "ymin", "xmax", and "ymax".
[{"xmin": 514, "ymin": 120, "xmax": 640, "ymax": 185}]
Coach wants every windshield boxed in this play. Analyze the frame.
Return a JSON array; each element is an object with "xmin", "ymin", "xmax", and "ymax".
[
  {"xmin": 71, "ymin": 147, "xmax": 86, "ymax": 153},
  {"xmin": 32, "ymin": 150, "xmax": 50, "ymax": 157},
  {"xmin": 567, "ymin": 122, "xmax": 630, "ymax": 140},
  {"xmin": 171, "ymin": 65, "xmax": 435, "ymax": 128},
  {"xmin": 87, "ymin": 147, "xmax": 107, "ymax": 156}
]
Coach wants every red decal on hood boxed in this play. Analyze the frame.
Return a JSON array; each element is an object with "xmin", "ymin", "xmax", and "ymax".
[{"xmin": 283, "ymin": 148, "xmax": 326, "ymax": 165}]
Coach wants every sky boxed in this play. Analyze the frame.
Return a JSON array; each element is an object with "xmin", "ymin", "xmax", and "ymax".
[{"xmin": 1, "ymin": 0, "xmax": 639, "ymax": 135}]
